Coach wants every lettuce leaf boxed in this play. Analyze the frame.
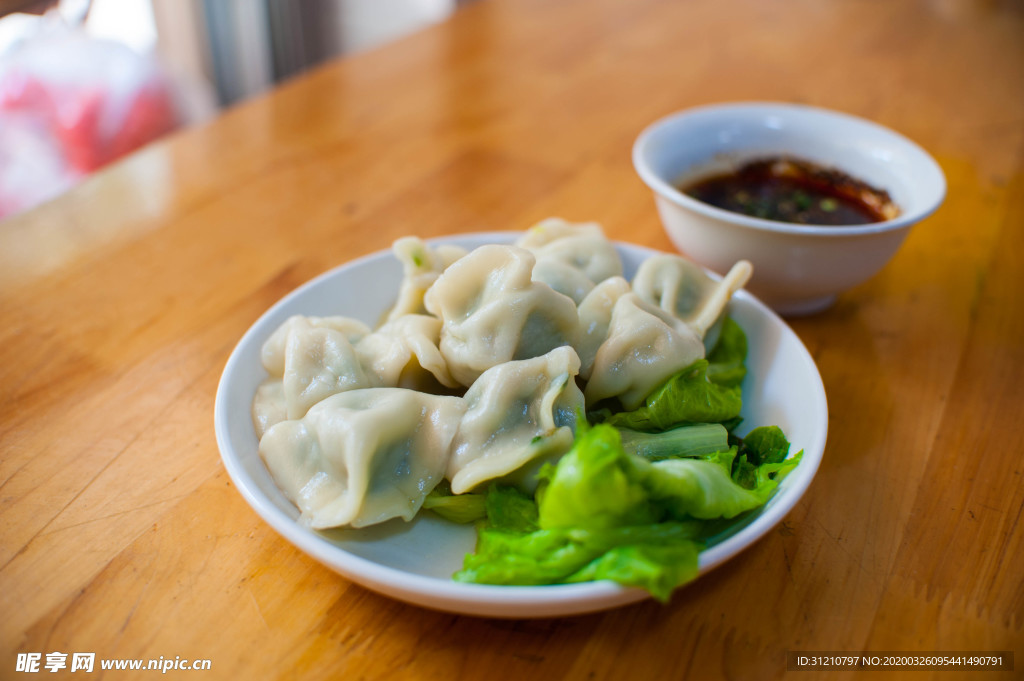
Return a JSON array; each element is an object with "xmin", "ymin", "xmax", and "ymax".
[
  {"xmin": 596, "ymin": 316, "xmax": 748, "ymax": 433},
  {"xmin": 453, "ymin": 318, "xmax": 802, "ymax": 601},
  {"xmin": 705, "ymin": 317, "xmax": 748, "ymax": 388},
  {"xmin": 562, "ymin": 541, "xmax": 701, "ymax": 600},
  {"xmin": 618, "ymin": 423, "xmax": 730, "ymax": 461},
  {"xmin": 739, "ymin": 425, "xmax": 791, "ymax": 465},
  {"xmin": 536, "ymin": 423, "xmax": 658, "ymax": 530},
  {"xmin": 731, "ymin": 425, "xmax": 797, "ymax": 489},
  {"xmin": 645, "ymin": 448, "xmax": 801, "ymax": 520},
  {"xmin": 602, "ymin": 359, "xmax": 742, "ymax": 432},
  {"xmin": 455, "ymin": 423, "xmax": 801, "ymax": 600},
  {"xmin": 484, "ymin": 485, "xmax": 538, "ymax": 533},
  {"xmin": 422, "ymin": 480, "xmax": 487, "ymax": 524},
  {"xmin": 453, "ymin": 522, "xmax": 703, "ymax": 599}
]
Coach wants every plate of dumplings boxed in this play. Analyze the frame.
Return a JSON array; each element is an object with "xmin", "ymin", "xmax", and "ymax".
[{"xmin": 215, "ymin": 219, "xmax": 828, "ymax": 617}]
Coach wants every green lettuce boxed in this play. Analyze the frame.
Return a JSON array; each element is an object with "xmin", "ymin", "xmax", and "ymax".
[
  {"xmin": 739, "ymin": 425, "xmax": 792, "ymax": 465},
  {"xmin": 705, "ymin": 317, "xmax": 748, "ymax": 388},
  {"xmin": 484, "ymin": 485, "xmax": 538, "ymax": 532},
  {"xmin": 562, "ymin": 541, "xmax": 701, "ymax": 599},
  {"xmin": 645, "ymin": 447, "xmax": 801, "ymax": 520},
  {"xmin": 618, "ymin": 423, "xmax": 730, "ymax": 461},
  {"xmin": 455, "ymin": 423, "xmax": 800, "ymax": 600},
  {"xmin": 598, "ymin": 316, "xmax": 748, "ymax": 432},
  {"xmin": 453, "ymin": 317, "xmax": 802, "ymax": 601},
  {"xmin": 422, "ymin": 481, "xmax": 487, "ymax": 524},
  {"xmin": 601, "ymin": 359, "xmax": 742, "ymax": 432},
  {"xmin": 536, "ymin": 423, "xmax": 658, "ymax": 530},
  {"xmin": 730, "ymin": 425, "xmax": 794, "ymax": 489},
  {"xmin": 453, "ymin": 521, "xmax": 703, "ymax": 599}
]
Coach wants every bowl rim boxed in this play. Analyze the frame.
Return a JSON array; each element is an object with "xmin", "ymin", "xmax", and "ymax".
[
  {"xmin": 214, "ymin": 233, "xmax": 829, "ymax": 616},
  {"xmin": 632, "ymin": 101, "xmax": 947, "ymax": 237}
]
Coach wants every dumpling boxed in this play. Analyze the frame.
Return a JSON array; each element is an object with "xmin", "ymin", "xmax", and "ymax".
[
  {"xmin": 252, "ymin": 379, "xmax": 287, "ymax": 439},
  {"xmin": 584, "ymin": 292, "xmax": 705, "ymax": 410},
  {"xmin": 385, "ymin": 236, "xmax": 467, "ymax": 322},
  {"xmin": 575, "ymin": 275, "xmax": 630, "ymax": 381},
  {"xmin": 355, "ymin": 313, "xmax": 458, "ymax": 390},
  {"xmin": 252, "ymin": 312, "xmax": 460, "ymax": 437},
  {"xmin": 632, "ymin": 254, "xmax": 752, "ymax": 339},
  {"xmin": 423, "ymin": 244, "xmax": 579, "ymax": 386},
  {"xmin": 259, "ymin": 388, "xmax": 467, "ymax": 529},
  {"xmin": 447, "ymin": 346, "xmax": 585, "ymax": 494},
  {"xmin": 259, "ymin": 315, "xmax": 378, "ymax": 424},
  {"xmin": 260, "ymin": 315, "xmax": 371, "ymax": 377},
  {"xmin": 514, "ymin": 218, "xmax": 624, "ymax": 303}
]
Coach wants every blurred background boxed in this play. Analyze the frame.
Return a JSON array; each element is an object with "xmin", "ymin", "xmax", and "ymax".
[{"xmin": 0, "ymin": 0, "xmax": 470, "ymax": 219}]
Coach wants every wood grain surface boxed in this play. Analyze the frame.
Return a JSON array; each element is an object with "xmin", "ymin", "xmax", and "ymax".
[{"xmin": 2, "ymin": 0, "xmax": 1022, "ymax": 678}]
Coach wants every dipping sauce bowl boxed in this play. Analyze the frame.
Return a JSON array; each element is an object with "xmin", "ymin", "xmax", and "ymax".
[{"xmin": 633, "ymin": 102, "xmax": 946, "ymax": 315}]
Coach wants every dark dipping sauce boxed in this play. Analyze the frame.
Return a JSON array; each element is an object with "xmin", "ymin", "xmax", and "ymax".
[{"xmin": 681, "ymin": 157, "xmax": 899, "ymax": 226}]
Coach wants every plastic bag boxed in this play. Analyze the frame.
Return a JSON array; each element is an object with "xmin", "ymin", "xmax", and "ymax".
[{"xmin": 0, "ymin": 19, "xmax": 179, "ymax": 218}]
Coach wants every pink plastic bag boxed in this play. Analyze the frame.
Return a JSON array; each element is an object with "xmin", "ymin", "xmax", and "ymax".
[{"xmin": 0, "ymin": 22, "xmax": 179, "ymax": 218}]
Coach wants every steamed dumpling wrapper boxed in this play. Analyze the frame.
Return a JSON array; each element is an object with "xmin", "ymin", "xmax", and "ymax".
[
  {"xmin": 514, "ymin": 218, "xmax": 624, "ymax": 304},
  {"xmin": 260, "ymin": 315, "xmax": 371, "ymax": 376},
  {"xmin": 355, "ymin": 313, "xmax": 459, "ymax": 390},
  {"xmin": 575, "ymin": 276, "xmax": 630, "ymax": 381},
  {"xmin": 252, "ymin": 380, "xmax": 287, "ymax": 440},
  {"xmin": 632, "ymin": 254, "xmax": 752, "ymax": 339},
  {"xmin": 423, "ymin": 244, "xmax": 580, "ymax": 386},
  {"xmin": 259, "ymin": 388, "xmax": 467, "ymax": 529},
  {"xmin": 447, "ymin": 346, "xmax": 585, "ymax": 494},
  {"xmin": 582, "ymin": 254, "xmax": 753, "ymax": 410},
  {"xmin": 252, "ymin": 315, "xmax": 376, "ymax": 436},
  {"xmin": 386, "ymin": 236, "xmax": 467, "ymax": 322},
  {"xmin": 583, "ymin": 292, "xmax": 705, "ymax": 410},
  {"xmin": 251, "ymin": 313, "xmax": 458, "ymax": 437}
]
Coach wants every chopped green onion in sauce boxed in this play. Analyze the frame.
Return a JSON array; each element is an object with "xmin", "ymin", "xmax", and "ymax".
[{"xmin": 680, "ymin": 157, "xmax": 898, "ymax": 226}]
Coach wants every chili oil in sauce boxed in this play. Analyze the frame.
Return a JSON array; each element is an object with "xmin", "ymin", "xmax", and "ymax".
[{"xmin": 681, "ymin": 157, "xmax": 898, "ymax": 226}]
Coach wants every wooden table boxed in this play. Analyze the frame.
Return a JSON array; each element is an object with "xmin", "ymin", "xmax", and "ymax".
[{"xmin": 3, "ymin": 0, "xmax": 1022, "ymax": 678}]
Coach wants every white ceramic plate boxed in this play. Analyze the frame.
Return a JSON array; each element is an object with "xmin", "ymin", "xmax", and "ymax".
[{"xmin": 214, "ymin": 233, "xmax": 828, "ymax": 618}]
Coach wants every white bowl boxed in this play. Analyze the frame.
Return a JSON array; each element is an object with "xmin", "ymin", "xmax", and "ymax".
[
  {"xmin": 214, "ymin": 233, "xmax": 828, "ymax": 617},
  {"xmin": 633, "ymin": 102, "xmax": 946, "ymax": 315}
]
